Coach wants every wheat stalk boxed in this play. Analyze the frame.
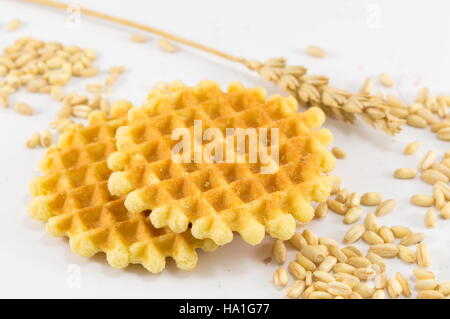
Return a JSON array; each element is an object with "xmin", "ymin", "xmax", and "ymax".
[
  {"xmin": 22, "ymin": 0, "xmax": 405, "ymax": 134},
  {"xmin": 243, "ymin": 58, "xmax": 405, "ymax": 135}
]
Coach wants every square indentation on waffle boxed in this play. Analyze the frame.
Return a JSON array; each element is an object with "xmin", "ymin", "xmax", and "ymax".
[
  {"xmin": 107, "ymin": 81, "xmax": 335, "ymax": 246},
  {"xmin": 29, "ymin": 103, "xmax": 131, "ymax": 222},
  {"xmin": 46, "ymin": 198, "xmax": 216, "ymax": 273},
  {"xmin": 28, "ymin": 101, "xmax": 216, "ymax": 273}
]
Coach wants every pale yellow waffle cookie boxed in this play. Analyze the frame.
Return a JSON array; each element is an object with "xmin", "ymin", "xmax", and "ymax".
[
  {"xmin": 28, "ymin": 101, "xmax": 216, "ymax": 273},
  {"xmin": 107, "ymin": 81, "xmax": 335, "ymax": 246}
]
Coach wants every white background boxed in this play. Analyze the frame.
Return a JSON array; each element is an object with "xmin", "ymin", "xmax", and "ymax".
[{"xmin": 0, "ymin": 0, "xmax": 449, "ymax": 298}]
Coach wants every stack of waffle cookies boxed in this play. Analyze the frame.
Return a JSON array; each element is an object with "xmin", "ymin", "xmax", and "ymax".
[{"xmin": 28, "ymin": 80, "xmax": 335, "ymax": 273}]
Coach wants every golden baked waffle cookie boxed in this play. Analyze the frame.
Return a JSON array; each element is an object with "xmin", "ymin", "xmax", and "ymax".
[
  {"xmin": 28, "ymin": 101, "xmax": 216, "ymax": 273},
  {"xmin": 107, "ymin": 81, "xmax": 335, "ymax": 246}
]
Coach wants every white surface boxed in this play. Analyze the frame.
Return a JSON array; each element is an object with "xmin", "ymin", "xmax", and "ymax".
[{"xmin": 0, "ymin": 0, "xmax": 449, "ymax": 298}]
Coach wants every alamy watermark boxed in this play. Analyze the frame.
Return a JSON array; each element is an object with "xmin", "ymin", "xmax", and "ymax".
[
  {"xmin": 65, "ymin": 3, "xmax": 81, "ymax": 28},
  {"xmin": 366, "ymin": 3, "xmax": 382, "ymax": 29},
  {"xmin": 66, "ymin": 264, "xmax": 81, "ymax": 288},
  {"xmin": 171, "ymin": 120, "xmax": 280, "ymax": 174}
]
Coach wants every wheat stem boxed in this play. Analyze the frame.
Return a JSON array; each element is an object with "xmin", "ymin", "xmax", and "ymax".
[{"xmin": 21, "ymin": 0, "xmax": 404, "ymax": 134}]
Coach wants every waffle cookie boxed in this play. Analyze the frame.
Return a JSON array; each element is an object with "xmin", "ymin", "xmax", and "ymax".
[
  {"xmin": 28, "ymin": 101, "xmax": 216, "ymax": 273},
  {"xmin": 107, "ymin": 81, "xmax": 335, "ymax": 246}
]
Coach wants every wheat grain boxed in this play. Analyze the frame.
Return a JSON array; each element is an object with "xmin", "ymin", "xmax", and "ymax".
[
  {"xmin": 273, "ymin": 268, "xmax": 288, "ymax": 287},
  {"xmin": 14, "ymin": 102, "xmax": 33, "ymax": 115},
  {"xmin": 326, "ymin": 281, "xmax": 352, "ymax": 297},
  {"xmin": 130, "ymin": 33, "xmax": 148, "ymax": 43},
  {"xmin": 342, "ymin": 246, "xmax": 363, "ymax": 258},
  {"xmin": 378, "ymin": 226, "xmax": 394, "ymax": 243},
  {"xmin": 273, "ymin": 240, "xmax": 286, "ymax": 264},
  {"xmin": 328, "ymin": 175, "xmax": 341, "ymax": 194},
  {"xmin": 302, "ymin": 286, "xmax": 315, "ymax": 299},
  {"xmin": 306, "ymin": 45, "xmax": 326, "ymax": 58},
  {"xmin": 334, "ymin": 273, "xmax": 359, "ymax": 288},
  {"xmin": 329, "ymin": 246, "xmax": 348, "ymax": 263},
  {"xmin": 403, "ymin": 141, "xmax": 420, "ymax": 155},
  {"xmin": 391, "ymin": 226, "xmax": 412, "ymax": 238},
  {"xmin": 40, "ymin": 129, "xmax": 53, "ymax": 148},
  {"xmin": 100, "ymin": 98, "xmax": 111, "ymax": 115},
  {"xmin": 6, "ymin": 19, "xmax": 22, "ymax": 31},
  {"xmin": 433, "ymin": 188, "xmax": 445, "ymax": 210},
  {"xmin": 353, "ymin": 268, "xmax": 376, "ymax": 281},
  {"xmin": 302, "ymin": 230, "xmax": 319, "ymax": 246},
  {"xmin": 362, "ymin": 231, "xmax": 384, "ymax": 245},
  {"xmin": 314, "ymin": 202, "xmax": 328, "ymax": 219},
  {"xmin": 431, "ymin": 120, "xmax": 450, "ymax": 133},
  {"xmin": 416, "ymin": 243, "xmax": 431, "ymax": 268},
  {"xmin": 417, "ymin": 108, "xmax": 438, "ymax": 124},
  {"xmin": 288, "ymin": 261, "xmax": 306, "ymax": 280},
  {"xmin": 286, "ymin": 280, "xmax": 306, "ymax": 298},
  {"xmin": 364, "ymin": 213, "xmax": 379, "ymax": 232},
  {"xmin": 421, "ymin": 169, "xmax": 449, "ymax": 185},
  {"xmin": 72, "ymin": 104, "xmax": 92, "ymax": 118},
  {"xmin": 343, "ymin": 207, "xmax": 362, "ymax": 224},
  {"xmin": 343, "ymin": 225, "xmax": 365, "ymax": 244},
  {"xmin": 379, "ymin": 73, "xmax": 394, "ymax": 87},
  {"xmin": 159, "ymin": 38, "xmax": 177, "ymax": 53},
  {"xmin": 413, "ymin": 268, "xmax": 435, "ymax": 280},
  {"xmin": 373, "ymin": 289, "xmax": 385, "ymax": 299},
  {"xmin": 441, "ymin": 202, "xmax": 450, "ymax": 219},
  {"xmin": 347, "ymin": 256, "xmax": 371, "ymax": 268},
  {"xmin": 394, "ymin": 168, "xmax": 416, "ymax": 179},
  {"xmin": 437, "ymin": 127, "xmax": 450, "ymax": 141},
  {"xmin": 289, "ymin": 233, "xmax": 307, "ymax": 251},
  {"xmin": 398, "ymin": 245, "xmax": 416, "ymax": 263},
  {"xmin": 332, "ymin": 147, "xmax": 346, "ymax": 159},
  {"xmin": 420, "ymin": 151, "xmax": 436, "ymax": 170},
  {"xmin": 318, "ymin": 256, "xmax": 337, "ymax": 272},
  {"xmin": 407, "ymin": 114, "xmax": 428, "ymax": 128},
  {"xmin": 350, "ymin": 292, "xmax": 363, "ymax": 299},
  {"xmin": 387, "ymin": 277, "xmax": 402, "ymax": 298},
  {"xmin": 418, "ymin": 290, "xmax": 444, "ymax": 299},
  {"xmin": 85, "ymin": 83, "xmax": 103, "ymax": 94},
  {"xmin": 336, "ymin": 188, "xmax": 350, "ymax": 203},
  {"xmin": 50, "ymin": 86, "xmax": 64, "ymax": 101},
  {"xmin": 438, "ymin": 282, "xmax": 450, "ymax": 296},
  {"xmin": 327, "ymin": 199, "xmax": 347, "ymax": 215},
  {"xmin": 400, "ymin": 232, "xmax": 425, "ymax": 246},
  {"xmin": 300, "ymin": 245, "xmax": 325, "ymax": 263},
  {"xmin": 0, "ymin": 93, "xmax": 9, "ymax": 108},
  {"xmin": 411, "ymin": 194, "xmax": 434, "ymax": 207},
  {"xmin": 27, "ymin": 78, "xmax": 47, "ymax": 93},
  {"xmin": 354, "ymin": 282, "xmax": 375, "ymax": 298},
  {"xmin": 415, "ymin": 279, "xmax": 439, "ymax": 291},
  {"xmin": 360, "ymin": 78, "xmax": 373, "ymax": 94},
  {"xmin": 25, "ymin": 132, "xmax": 40, "ymax": 148},
  {"xmin": 333, "ymin": 263, "xmax": 355, "ymax": 274},
  {"xmin": 435, "ymin": 181, "xmax": 450, "ymax": 200},
  {"xmin": 375, "ymin": 199, "xmax": 396, "ymax": 216},
  {"xmin": 431, "ymin": 163, "xmax": 450, "ymax": 179},
  {"xmin": 366, "ymin": 253, "xmax": 386, "ymax": 272},
  {"xmin": 313, "ymin": 271, "xmax": 335, "ymax": 283},
  {"xmin": 425, "ymin": 208, "xmax": 437, "ymax": 228},
  {"xmin": 296, "ymin": 254, "xmax": 316, "ymax": 272},
  {"xmin": 309, "ymin": 291, "xmax": 333, "ymax": 299},
  {"xmin": 305, "ymin": 271, "xmax": 315, "ymax": 288},
  {"xmin": 369, "ymin": 244, "xmax": 398, "ymax": 258},
  {"xmin": 361, "ymin": 192, "xmax": 383, "ymax": 206},
  {"xmin": 345, "ymin": 192, "xmax": 361, "ymax": 207},
  {"xmin": 318, "ymin": 237, "xmax": 339, "ymax": 248}
]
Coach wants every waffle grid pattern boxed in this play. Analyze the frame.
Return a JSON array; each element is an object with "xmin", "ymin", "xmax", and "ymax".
[
  {"xmin": 28, "ymin": 102, "xmax": 216, "ymax": 273},
  {"xmin": 108, "ymin": 81, "xmax": 335, "ymax": 246}
]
